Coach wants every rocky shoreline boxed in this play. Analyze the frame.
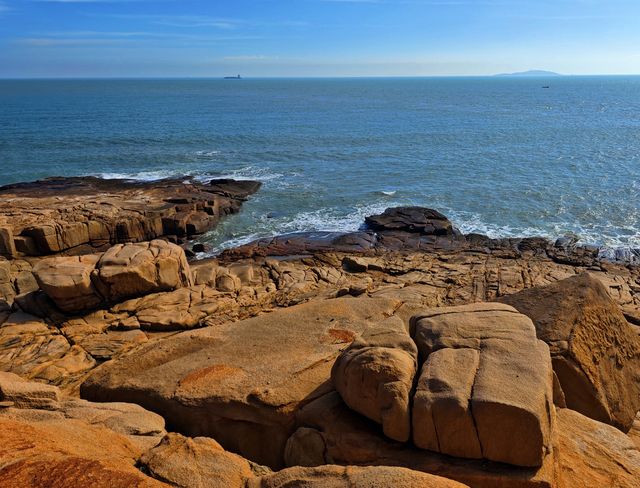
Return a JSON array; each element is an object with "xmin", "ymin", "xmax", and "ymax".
[{"xmin": 1, "ymin": 178, "xmax": 639, "ymax": 487}]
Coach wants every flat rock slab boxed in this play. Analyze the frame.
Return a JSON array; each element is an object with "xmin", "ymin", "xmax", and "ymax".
[{"xmin": 81, "ymin": 296, "xmax": 403, "ymax": 468}]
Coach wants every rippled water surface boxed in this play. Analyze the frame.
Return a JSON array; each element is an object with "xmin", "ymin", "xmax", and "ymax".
[{"xmin": 1, "ymin": 77, "xmax": 640, "ymax": 253}]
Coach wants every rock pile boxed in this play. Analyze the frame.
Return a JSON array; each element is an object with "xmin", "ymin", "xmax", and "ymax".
[
  {"xmin": 33, "ymin": 240, "xmax": 193, "ymax": 313},
  {"xmin": 0, "ymin": 187, "xmax": 639, "ymax": 487},
  {"xmin": 0, "ymin": 176, "xmax": 260, "ymax": 258}
]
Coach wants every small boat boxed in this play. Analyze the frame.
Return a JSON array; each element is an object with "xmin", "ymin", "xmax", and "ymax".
[
  {"xmin": 224, "ymin": 74, "xmax": 242, "ymax": 80},
  {"xmin": 542, "ymin": 86, "xmax": 550, "ymax": 89}
]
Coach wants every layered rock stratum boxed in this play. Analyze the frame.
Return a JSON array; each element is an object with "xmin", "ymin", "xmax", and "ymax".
[{"xmin": 0, "ymin": 176, "xmax": 639, "ymax": 487}]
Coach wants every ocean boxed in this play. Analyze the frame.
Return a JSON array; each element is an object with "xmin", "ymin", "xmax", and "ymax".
[{"xmin": 1, "ymin": 76, "xmax": 640, "ymax": 255}]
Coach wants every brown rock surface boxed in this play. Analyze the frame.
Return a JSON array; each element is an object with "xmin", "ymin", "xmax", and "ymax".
[
  {"xmin": 0, "ymin": 417, "xmax": 166, "ymax": 487},
  {"xmin": 410, "ymin": 303, "xmax": 554, "ymax": 467},
  {"xmin": 556, "ymin": 408, "xmax": 640, "ymax": 488},
  {"xmin": 0, "ymin": 373, "xmax": 167, "ymax": 451},
  {"xmin": 0, "ymin": 176, "xmax": 260, "ymax": 258},
  {"xmin": 499, "ymin": 272, "xmax": 640, "ymax": 431},
  {"xmin": 81, "ymin": 296, "xmax": 403, "ymax": 468},
  {"xmin": 251, "ymin": 465, "xmax": 469, "ymax": 488},
  {"xmin": 630, "ymin": 412, "xmax": 640, "ymax": 449},
  {"xmin": 331, "ymin": 315, "xmax": 418, "ymax": 442},
  {"xmin": 33, "ymin": 240, "xmax": 193, "ymax": 313},
  {"xmin": 140, "ymin": 433, "xmax": 258, "ymax": 488},
  {"xmin": 286, "ymin": 392, "xmax": 558, "ymax": 488}
]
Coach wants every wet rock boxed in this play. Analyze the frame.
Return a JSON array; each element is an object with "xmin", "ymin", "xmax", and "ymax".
[{"xmin": 365, "ymin": 207, "xmax": 456, "ymax": 236}]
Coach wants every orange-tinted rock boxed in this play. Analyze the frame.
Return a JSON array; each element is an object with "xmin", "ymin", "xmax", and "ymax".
[
  {"xmin": 287, "ymin": 392, "xmax": 558, "ymax": 488},
  {"xmin": 81, "ymin": 296, "xmax": 403, "ymax": 468},
  {"xmin": 0, "ymin": 176, "xmax": 260, "ymax": 257},
  {"xmin": 411, "ymin": 303, "xmax": 554, "ymax": 467},
  {"xmin": 251, "ymin": 465, "xmax": 469, "ymax": 488},
  {"xmin": 140, "ymin": 433, "xmax": 257, "ymax": 488},
  {"xmin": 33, "ymin": 240, "xmax": 193, "ymax": 313},
  {"xmin": 499, "ymin": 272, "xmax": 640, "ymax": 431},
  {"xmin": 0, "ymin": 417, "xmax": 166, "ymax": 488},
  {"xmin": 556, "ymin": 408, "xmax": 640, "ymax": 488},
  {"xmin": 331, "ymin": 316, "xmax": 418, "ymax": 442}
]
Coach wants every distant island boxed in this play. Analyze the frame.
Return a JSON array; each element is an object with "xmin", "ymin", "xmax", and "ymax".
[{"xmin": 496, "ymin": 70, "xmax": 561, "ymax": 77}]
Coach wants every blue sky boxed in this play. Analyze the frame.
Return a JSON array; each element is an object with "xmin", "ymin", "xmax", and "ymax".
[{"xmin": 1, "ymin": 0, "xmax": 639, "ymax": 77}]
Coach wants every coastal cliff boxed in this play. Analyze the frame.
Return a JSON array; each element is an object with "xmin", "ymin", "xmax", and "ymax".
[{"xmin": 0, "ymin": 178, "xmax": 639, "ymax": 487}]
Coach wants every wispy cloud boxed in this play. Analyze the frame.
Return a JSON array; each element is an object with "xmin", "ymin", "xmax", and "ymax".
[
  {"xmin": 222, "ymin": 55, "xmax": 278, "ymax": 61},
  {"xmin": 13, "ymin": 30, "xmax": 266, "ymax": 47}
]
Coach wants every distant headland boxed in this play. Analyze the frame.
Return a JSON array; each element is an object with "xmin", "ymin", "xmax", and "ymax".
[{"xmin": 495, "ymin": 70, "xmax": 562, "ymax": 77}]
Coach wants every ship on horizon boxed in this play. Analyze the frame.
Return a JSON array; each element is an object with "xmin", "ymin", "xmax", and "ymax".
[{"xmin": 224, "ymin": 74, "xmax": 242, "ymax": 80}]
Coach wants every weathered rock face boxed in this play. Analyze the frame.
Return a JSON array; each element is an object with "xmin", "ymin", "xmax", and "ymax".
[
  {"xmin": 141, "ymin": 433, "xmax": 467, "ymax": 488},
  {"xmin": 410, "ymin": 303, "xmax": 554, "ymax": 467},
  {"xmin": 0, "ymin": 372, "xmax": 167, "ymax": 452},
  {"xmin": 286, "ymin": 392, "xmax": 558, "ymax": 488},
  {"xmin": 81, "ymin": 296, "xmax": 404, "ymax": 469},
  {"xmin": 498, "ymin": 272, "xmax": 640, "ymax": 432},
  {"xmin": 140, "ymin": 433, "xmax": 258, "ymax": 488},
  {"xmin": 0, "ymin": 416, "xmax": 166, "ymax": 488},
  {"xmin": 94, "ymin": 240, "xmax": 193, "ymax": 302},
  {"xmin": 32, "ymin": 255, "xmax": 103, "ymax": 312},
  {"xmin": 251, "ymin": 465, "xmax": 469, "ymax": 488},
  {"xmin": 331, "ymin": 316, "xmax": 418, "ymax": 442},
  {"xmin": 365, "ymin": 207, "xmax": 457, "ymax": 236},
  {"xmin": 556, "ymin": 408, "xmax": 640, "ymax": 488},
  {"xmin": 33, "ymin": 240, "xmax": 193, "ymax": 313},
  {"xmin": 0, "ymin": 312, "xmax": 96, "ymax": 385},
  {"xmin": 0, "ymin": 176, "xmax": 260, "ymax": 258}
]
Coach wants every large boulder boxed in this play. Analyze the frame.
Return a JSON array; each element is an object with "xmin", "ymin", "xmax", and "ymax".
[
  {"xmin": 410, "ymin": 303, "xmax": 554, "ymax": 467},
  {"xmin": 331, "ymin": 316, "xmax": 418, "ymax": 442},
  {"xmin": 32, "ymin": 254, "xmax": 103, "ymax": 312},
  {"xmin": 33, "ymin": 240, "xmax": 193, "ymax": 313},
  {"xmin": 498, "ymin": 272, "xmax": 640, "ymax": 431},
  {"xmin": 93, "ymin": 239, "xmax": 193, "ymax": 302},
  {"xmin": 81, "ymin": 296, "xmax": 403, "ymax": 469}
]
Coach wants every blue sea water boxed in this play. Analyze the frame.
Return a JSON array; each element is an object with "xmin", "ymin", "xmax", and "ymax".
[{"xmin": 1, "ymin": 77, "xmax": 640, "ymax": 254}]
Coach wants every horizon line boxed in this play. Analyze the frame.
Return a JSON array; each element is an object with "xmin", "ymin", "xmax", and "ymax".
[{"xmin": 2, "ymin": 73, "xmax": 640, "ymax": 81}]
